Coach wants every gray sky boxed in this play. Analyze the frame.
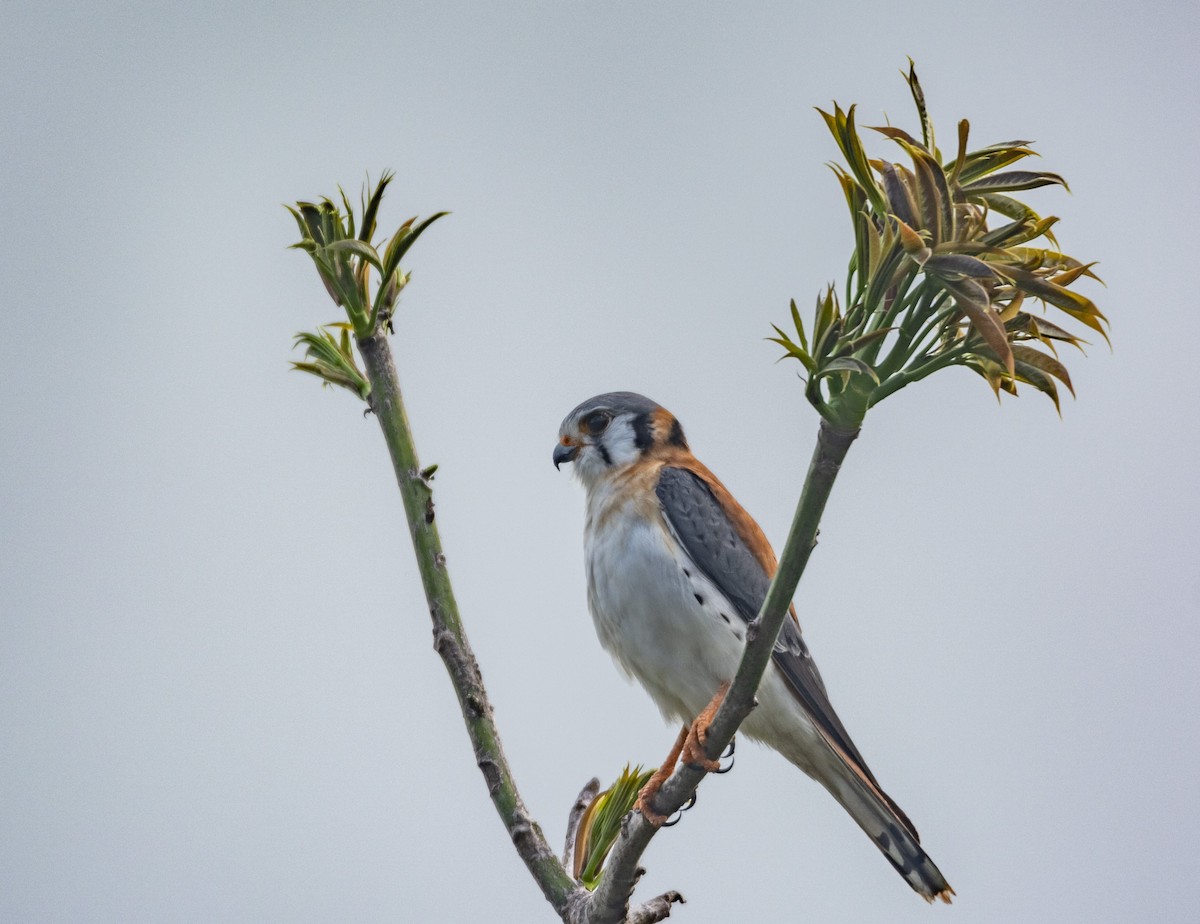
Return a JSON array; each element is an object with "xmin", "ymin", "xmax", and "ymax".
[{"xmin": 3, "ymin": 1, "xmax": 1198, "ymax": 921}]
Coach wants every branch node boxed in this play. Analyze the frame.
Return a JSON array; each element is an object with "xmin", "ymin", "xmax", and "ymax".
[
  {"xmin": 510, "ymin": 819, "xmax": 534, "ymax": 846},
  {"xmin": 478, "ymin": 756, "xmax": 503, "ymax": 795},
  {"xmin": 434, "ymin": 551, "xmax": 447, "ymax": 569},
  {"xmin": 424, "ymin": 497, "xmax": 436, "ymax": 524},
  {"xmin": 628, "ymin": 890, "xmax": 686, "ymax": 924},
  {"xmin": 432, "ymin": 625, "xmax": 454, "ymax": 654},
  {"xmin": 464, "ymin": 692, "xmax": 489, "ymax": 718}
]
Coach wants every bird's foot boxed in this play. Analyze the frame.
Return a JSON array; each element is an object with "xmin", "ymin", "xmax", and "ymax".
[
  {"xmin": 636, "ymin": 726, "xmax": 688, "ymax": 827},
  {"xmin": 680, "ymin": 681, "xmax": 730, "ymax": 772}
]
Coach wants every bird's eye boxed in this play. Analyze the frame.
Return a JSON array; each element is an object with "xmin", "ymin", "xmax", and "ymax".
[{"xmin": 582, "ymin": 411, "xmax": 611, "ymax": 435}]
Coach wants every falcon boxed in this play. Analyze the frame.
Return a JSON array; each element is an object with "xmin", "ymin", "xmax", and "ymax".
[{"xmin": 553, "ymin": 391, "xmax": 952, "ymax": 903}]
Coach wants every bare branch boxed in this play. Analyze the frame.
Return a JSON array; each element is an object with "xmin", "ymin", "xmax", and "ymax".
[
  {"xmin": 564, "ymin": 779, "xmax": 601, "ymax": 869},
  {"xmin": 628, "ymin": 892, "xmax": 686, "ymax": 924}
]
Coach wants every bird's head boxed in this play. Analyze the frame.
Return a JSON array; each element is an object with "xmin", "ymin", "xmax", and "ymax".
[{"xmin": 554, "ymin": 391, "xmax": 689, "ymax": 487}]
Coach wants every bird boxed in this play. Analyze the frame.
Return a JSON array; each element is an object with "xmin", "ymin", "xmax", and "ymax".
[{"xmin": 553, "ymin": 391, "xmax": 953, "ymax": 903}]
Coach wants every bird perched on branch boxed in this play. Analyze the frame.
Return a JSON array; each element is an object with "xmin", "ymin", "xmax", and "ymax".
[{"xmin": 553, "ymin": 391, "xmax": 952, "ymax": 903}]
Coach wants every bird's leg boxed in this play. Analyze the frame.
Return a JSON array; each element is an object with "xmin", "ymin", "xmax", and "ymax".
[
  {"xmin": 680, "ymin": 681, "xmax": 731, "ymax": 772},
  {"xmin": 636, "ymin": 682, "xmax": 732, "ymax": 827},
  {"xmin": 636, "ymin": 725, "xmax": 688, "ymax": 827}
]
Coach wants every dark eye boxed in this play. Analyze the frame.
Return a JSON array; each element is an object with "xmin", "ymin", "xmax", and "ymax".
[{"xmin": 582, "ymin": 410, "xmax": 611, "ymax": 435}]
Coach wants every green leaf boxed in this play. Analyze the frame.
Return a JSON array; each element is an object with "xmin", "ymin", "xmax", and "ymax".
[
  {"xmin": 924, "ymin": 253, "xmax": 996, "ymax": 278},
  {"xmin": 961, "ymin": 170, "xmax": 1068, "ymax": 194},
  {"xmin": 841, "ymin": 326, "xmax": 893, "ymax": 354},
  {"xmin": 895, "ymin": 218, "xmax": 931, "ymax": 264},
  {"xmin": 382, "ymin": 211, "xmax": 449, "ymax": 279},
  {"xmin": 1012, "ymin": 344, "xmax": 1074, "ymax": 396},
  {"xmin": 324, "ymin": 238, "xmax": 383, "ymax": 272},
  {"xmin": 948, "ymin": 119, "xmax": 970, "ymax": 184},
  {"xmin": 878, "ymin": 162, "xmax": 919, "ymax": 229},
  {"xmin": 915, "ymin": 153, "xmax": 954, "ymax": 244},
  {"xmin": 297, "ymin": 202, "xmax": 327, "ymax": 245},
  {"xmin": 961, "ymin": 354, "xmax": 1012, "ymax": 400},
  {"xmin": 984, "ymin": 216, "xmax": 1060, "ymax": 249},
  {"xmin": 1005, "ymin": 312, "xmax": 1083, "ymax": 350},
  {"xmin": 1012, "ymin": 358, "xmax": 1062, "ymax": 412},
  {"xmin": 789, "ymin": 298, "xmax": 809, "ymax": 353},
  {"xmin": 939, "ymin": 276, "xmax": 1014, "ymax": 376},
  {"xmin": 860, "ymin": 208, "xmax": 885, "ymax": 280},
  {"xmin": 810, "ymin": 287, "xmax": 842, "ymax": 359},
  {"xmin": 338, "ymin": 187, "xmax": 357, "ymax": 240},
  {"xmin": 869, "ymin": 124, "xmax": 923, "ymax": 148},
  {"xmin": 904, "ymin": 59, "xmax": 936, "ymax": 156},
  {"xmin": 359, "ymin": 171, "xmax": 395, "ymax": 244},
  {"xmin": 995, "ymin": 265, "xmax": 1109, "ymax": 342},
  {"xmin": 976, "ymin": 193, "xmax": 1040, "ymax": 223},
  {"xmin": 1006, "ymin": 247, "xmax": 1077, "ymax": 269},
  {"xmin": 816, "ymin": 355, "xmax": 880, "ymax": 384},
  {"xmin": 574, "ymin": 765, "xmax": 654, "ymax": 889},
  {"xmin": 818, "ymin": 104, "xmax": 888, "ymax": 214},
  {"xmin": 291, "ymin": 326, "xmax": 371, "ymax": 400},
  {"xmin": 769, "ymin": 326, "xmax": 817, "ymax": 373},
  {"xmin": 956, "ymin": 146, "xmax": 1039, "ymax": 184}
]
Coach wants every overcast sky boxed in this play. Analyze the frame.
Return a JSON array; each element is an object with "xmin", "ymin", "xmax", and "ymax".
[{"xmin": 3, "ymin": 2, "xmax": 1198, "ymax": 922}]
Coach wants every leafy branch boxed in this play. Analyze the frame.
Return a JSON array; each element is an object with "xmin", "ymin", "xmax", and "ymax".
[
  {"xmin": 288, "ymin": 176, "xmax": 581, "ymax": 916},
  {"xmin": 771, "ymin": 60, "xmax": 1106, "ymax": 426}
]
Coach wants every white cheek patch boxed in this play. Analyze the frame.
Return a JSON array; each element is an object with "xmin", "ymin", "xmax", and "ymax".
[
  {"xmin": 598, "ymin": 417, "xmax": 641, "ymax": 467},
  {"xmin": 574, "ymin": 416, "xmax": 642, "ymax": 487}
]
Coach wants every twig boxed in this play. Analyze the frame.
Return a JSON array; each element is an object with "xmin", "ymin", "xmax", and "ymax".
[
  {"xmin": 564, "ymin": 779, "xmax": 601, "ymax": 869},
  {"xmin": 628, "ymin": 892, "xmax": 686, "ymax": 923}
]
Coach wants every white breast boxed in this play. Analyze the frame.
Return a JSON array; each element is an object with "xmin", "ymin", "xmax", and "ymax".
[
  {"xmin": 583, "ymin": 481, "xmax": 750, "ymax": 725},
  {"xmin": 582, "ymin": 477, "xmax": 827, "ymax": 772}
]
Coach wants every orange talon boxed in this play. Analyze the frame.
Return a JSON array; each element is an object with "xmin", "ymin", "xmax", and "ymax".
[
  {"xmin": 637, "ymin": 682, "xmax": 732, "ymax": 826},
  {"xmin": 637, "ymin": 726, "xmax": 687, "ymax": 827},
  {"xmin": 681, "ymin": 681, "xmax": 730, "ymax": 771}
]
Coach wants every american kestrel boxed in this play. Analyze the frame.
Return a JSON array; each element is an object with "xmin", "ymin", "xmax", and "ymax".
[{"xmin": 553, "ymin": 391, "xmax": 953, "ymax": 903}]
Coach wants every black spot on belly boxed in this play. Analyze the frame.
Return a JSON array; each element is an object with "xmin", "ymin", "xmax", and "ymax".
[
  {"xmin": 719, "ymin": 612, "xmax": 731, "ymax": 624},
  {"xmin": 682, "ymin": 568, "xmax": 691, "ymax": 578},
  {"xmin": 694, "ymin": 593, "xmax": 705, "ymax": 605}
]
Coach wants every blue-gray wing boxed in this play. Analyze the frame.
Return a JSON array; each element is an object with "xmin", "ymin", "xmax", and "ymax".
[{"xmin": 655, "ymin": 465, "xmax": 880, "ymax": 786}]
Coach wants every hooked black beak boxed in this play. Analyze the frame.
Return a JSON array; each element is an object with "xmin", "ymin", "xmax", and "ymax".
[{"xmin": 553, "ymin": 443, "xmax": 579, "ymax": 470}]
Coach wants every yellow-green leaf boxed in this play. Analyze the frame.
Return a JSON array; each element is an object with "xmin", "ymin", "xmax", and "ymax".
[{"xmin": 1012, "ymin": 344, "xmax": 1074, "ymax": 396}]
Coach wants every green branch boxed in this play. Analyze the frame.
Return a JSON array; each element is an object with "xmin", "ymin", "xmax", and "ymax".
[
  {"xmin": 354, "ymin": 333, "xmax": 579, "ymax": 916},
  {"xmin": 289, "ymin": 177, "xmax": 584, "ymax": 921}
]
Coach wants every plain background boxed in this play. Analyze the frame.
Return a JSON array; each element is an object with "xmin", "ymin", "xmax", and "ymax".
[{"xmin": 3, "ymin": 2, "xmax": 1198, "ymax": 921}]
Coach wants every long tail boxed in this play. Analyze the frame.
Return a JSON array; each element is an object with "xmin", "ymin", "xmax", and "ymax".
[{"xmin": 816, "ymin": 735, "xmax": 954, "ymax": 903}]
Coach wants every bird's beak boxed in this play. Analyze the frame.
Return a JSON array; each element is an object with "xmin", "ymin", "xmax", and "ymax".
[{"xmin": 553, "ymin": 443, "xmax": 579, "ymax": 470}]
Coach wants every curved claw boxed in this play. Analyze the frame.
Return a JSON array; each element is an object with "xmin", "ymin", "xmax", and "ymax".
[
  {"xmin": 661, "ymin": 791, "xmax": 698, "ymax": 827},
  {"xmin": 715, "ymin": 735, "xmax": 736, "ymax": 774}
]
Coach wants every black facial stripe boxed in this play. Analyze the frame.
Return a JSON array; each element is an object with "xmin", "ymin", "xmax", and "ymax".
[
  {"xmin": 632, "ymin": 412, "xmax": 653, "ymax": 451},
  {"xmin": 668, "ymin": 418, "xmax": 688, "ymax": 449},
  {"xmin": 596, "ymin": 441, "xmax": 613, "ymax": 466}
]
